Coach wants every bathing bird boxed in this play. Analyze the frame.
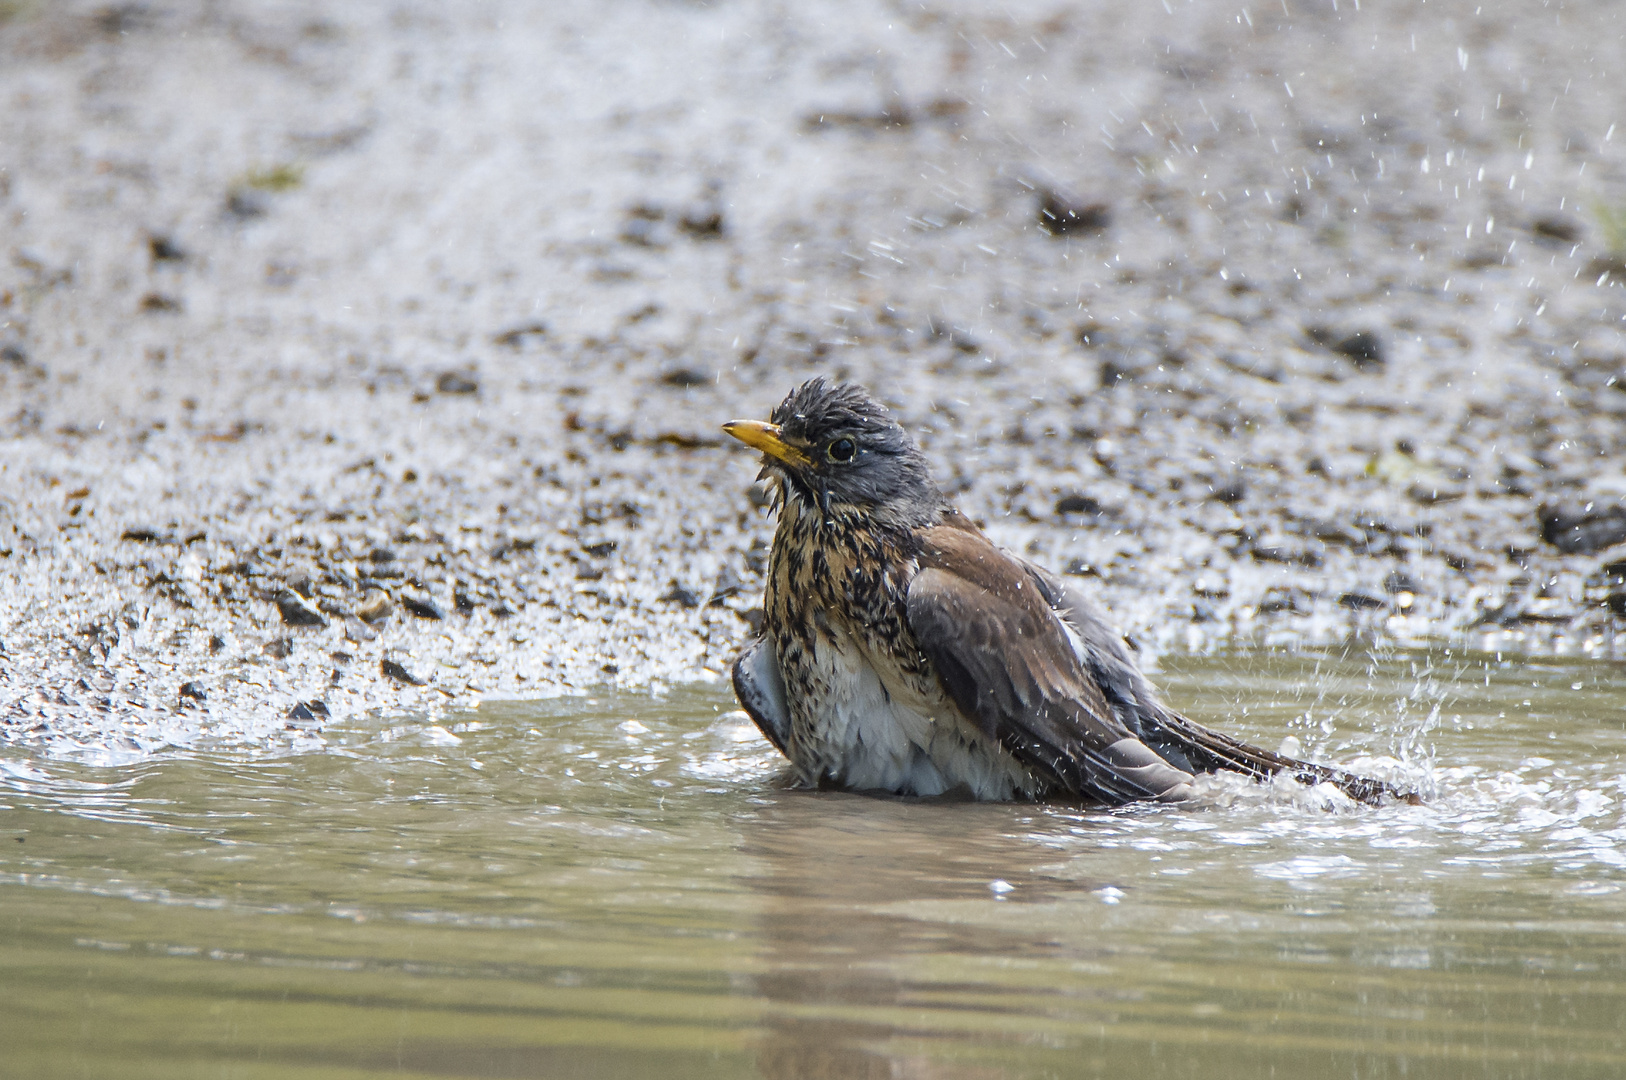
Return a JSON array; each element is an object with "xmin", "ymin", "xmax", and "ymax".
[{"xmin": 723, "ymin": 378, "xmax": 1411, "ymax": 806}]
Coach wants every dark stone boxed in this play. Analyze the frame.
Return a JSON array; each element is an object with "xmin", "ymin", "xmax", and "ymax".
[
  {"xmin": 226, "ymin": 188, "xmax": 269, "ymax": 218},
  {"xmin": 1037, "ymin": 191, "xmax": 1111, "ymax": 236},
  {"xmin": 286, "ymin": 700, "xmax": 330, "ymax": 726},
  {"xmin": 0, "ymin": 342, "xmax": 26, "ymax": 367},
  {"xmin": 368, "ymin": 547, "xmax": 396, "ymax": 563},
  {"xmin": 661, "ymin": 368, "xmax": 713, "ymax": 388},
  {"xmin": 1339, "ymin": 589, "xmax": 1387, "ymax": 610},
  {"xmin": 121, "ymin": 527, "xmax": 168, "ymax": 543},
  {"xmin": 1333, "ymin": 330, "xmax": 1384, "ymax": 368},
  {"xmin": 1539, "ymin": 502, "xmax": 1626, "ymax": 554},
  {"xmin": 492, "ymin": 322, "xmax": 547, "ymax": 348},
  {"xmin": 1208, "ymin": 479, "xmax": 1246, "ymax": 504},
  {"xmin": 1603, "ymin": 559, "xmax": 1626, "ymax": 585},
  {"xmin": 400, "ymin": 593, "xmax": 445, "ymax": 620},
  {"xmin": 1251, "ymin": 540, "xmax": 1324, "ymax": 568},
  {"xmin": 140, "ymin": 292, "xmax": 182, "ymax": 313},
  {"xmin": 264, "ymin": 637, "xmax": 294, "ymax": 659},
  {"xmin": 276, "ymin": 592, "xmax": 326, "ymax": 627},
  {"xmin": 1309, "ymin": 326, "xmax": 1385, "ymax": 369},
  {"xmin": 178, "ymin": 680, "xmax": 207, "ymax": 702},
  {"xmin": 677, "ymin": 196, "xmax": 726, "ymax": 238},
  {"xmin": 454, "ymin": 590, "xmax": 476, "ymax": 615},
  {"xmin": 1063, "ymin": 558, "xmax": 1100, "ymax": 577},
  {"xmin": 436, "ymin": 371, "xmax": 479, "ymax": 395},
  {"xmin": 1530, "ymin": 216, "xmax": 1580, "ymax": 244},
  {"xmin": 1607, "ymin": 592, "xmax": 1626, "ymax": 618},
  {"xmin": 1055, "ymin": 493, "xmax": 1104, "ymax": 516},
  {"xmin": 581, "ymin": 539, "xmax": 618, "ymax": 558},
  {"xmin": 1441, "ymin": 550, "xmax": 1473, "ymax": 571},
  {"xmin": 1256, "ymin": 588, "xmax": 1307, "ymax": 615},
  {"xmin": 149, "ymin": 235, "xmax": 186, "ymax": 262},
  {"xmin": 380, "ymin": 658, "xmax": 424, "ymax": 685},
  {"xmin": 659, "ymin": 580, "xmax": 702, "ymax": 608}
]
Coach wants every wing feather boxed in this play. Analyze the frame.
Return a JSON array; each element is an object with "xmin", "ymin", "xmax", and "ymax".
[{"xmin": 906, "ymin": 527, "xmax": 1194, "ymax": 803}]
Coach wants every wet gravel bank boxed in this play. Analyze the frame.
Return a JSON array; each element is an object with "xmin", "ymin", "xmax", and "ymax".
[{"xmin": 2, "ymin": 0, "xmax": 1625, "ymax": 754}]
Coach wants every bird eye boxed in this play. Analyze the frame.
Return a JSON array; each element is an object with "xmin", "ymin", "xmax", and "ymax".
[{"xmin": 827, "ymin": 437, "xmax": 857, "ymax": 463}]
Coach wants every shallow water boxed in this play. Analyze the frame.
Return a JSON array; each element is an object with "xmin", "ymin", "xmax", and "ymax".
[{"xmin": 2, "ymin": 652, "xmax": 1624, "ymax": 1080}]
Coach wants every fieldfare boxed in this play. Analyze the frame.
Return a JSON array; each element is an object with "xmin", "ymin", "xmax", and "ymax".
[{"xmin": 724, "ymin": 379, "xmax": 1411, "ymax": 806}]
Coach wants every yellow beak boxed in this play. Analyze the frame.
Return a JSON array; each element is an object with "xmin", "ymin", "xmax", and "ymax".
[{"xmin": 722, "ymin": 419, "xmax": 814, "ymax": 468}]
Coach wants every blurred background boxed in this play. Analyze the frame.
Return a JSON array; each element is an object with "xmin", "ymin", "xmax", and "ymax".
[{"xmin": 2, "ymin": 0, "xmax": 1625, "ymax": 727}]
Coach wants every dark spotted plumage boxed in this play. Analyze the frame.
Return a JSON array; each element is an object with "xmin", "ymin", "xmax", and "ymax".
[{"xmin": 724, "ymin": 379, "xmax": 1413, "ymax": 806}]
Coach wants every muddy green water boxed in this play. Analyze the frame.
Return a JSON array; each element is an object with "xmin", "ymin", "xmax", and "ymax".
[{"xmin": 2, "ymin": 653, "xmax": 1624, "ymax": 1080}]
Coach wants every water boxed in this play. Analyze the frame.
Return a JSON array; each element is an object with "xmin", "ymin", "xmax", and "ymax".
[{"xmin": 2, "ymin": 652, "xmax": 1624, "ymax": 1079}]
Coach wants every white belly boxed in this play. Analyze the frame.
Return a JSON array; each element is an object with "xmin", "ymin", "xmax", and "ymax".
[{"xmin": 790, "ymin": 634, "xmax": 1036, "ymax": 799}]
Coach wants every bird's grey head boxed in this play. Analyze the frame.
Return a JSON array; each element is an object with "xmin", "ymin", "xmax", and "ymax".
[{"xmin": 724, "ymin": 379, "xmax": 945, "ymax": 529}]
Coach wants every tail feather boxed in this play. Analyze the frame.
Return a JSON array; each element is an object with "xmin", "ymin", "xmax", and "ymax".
[{"xmin": 1147, "ymin": 711, "xmax": 1420, "ymax": 806}]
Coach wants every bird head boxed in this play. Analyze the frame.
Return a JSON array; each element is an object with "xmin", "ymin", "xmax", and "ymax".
[{"xmin": 723, "ymin": 379, "xmax": 944, "ymax": 528}]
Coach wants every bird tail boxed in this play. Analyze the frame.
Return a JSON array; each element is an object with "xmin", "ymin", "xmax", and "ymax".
[{"xmin": 1146, "ymin": 710, "xmax": 1420, "ymax": 806}]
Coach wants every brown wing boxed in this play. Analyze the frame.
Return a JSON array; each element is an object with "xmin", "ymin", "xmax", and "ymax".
[
  {"xmin": 1024, "ymin": 562, "xmax": 1418, "ymax": 806},
  {"xmin": 905, "ymin": 525, "xmax": 1194, "ymax": 803}
]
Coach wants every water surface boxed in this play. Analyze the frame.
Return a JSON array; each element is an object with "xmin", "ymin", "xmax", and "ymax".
[{"xmin": 2, "ymin": 652, "xmax": 1624, "ymax": 1079}]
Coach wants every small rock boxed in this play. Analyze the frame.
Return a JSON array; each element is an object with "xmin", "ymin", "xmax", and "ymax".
[
  {"xmin": 454, "ymin": 590, "xmax": 476, "ymax": 615},
  {"xmin": 380, "ymin": 658, "xmax": 424, "ymax": 685},
  {"xmin": 436, "ymin": 371, "xmax": 480, "ymax": 395},
  {"xmin": 343, "ymin": 616, "xmax": 377, "ymax": 642},
  {"xmin": 1339, "ymin": 589, "xmax": 1387, "ymax": 610},
  {"xmin": 1256, "ymin": 588, "xmax": 1307, "ymax": 615},
  {"xmin": 492, "ymin": 322, "xmax": 547, "ymax": 348},
  {"xmin": 355, "ymin": 593, "xmax": 392, "ymax": 623},
  {"xmin": 178, "ymin": 680, "xmax": 207, "ymax": 703},
  {"xmin": 286, "ymin": 700, "xmax": 330, "ymax": 726},
  {"xmin": 1055, "ymin": 493, "xmax": 1105, "ymax": 516},
  {"xmin": 225, "ymin": 188, "xmax": 270, "ymax": 219},
  {"xmin": 1208, "ymin": 479, "xmax": 1246, "ymax": 505},
  {"xmin": 276, "ymin": 592, "xmax": 326, "ymax": 627},
  {"xmin": 1309, "ymin": 326, "xmax": 1384, "ymax": 369},
  {"xmin": 1409, "ymin": 483, "xmax": 1466, "ymax": 505},
  {"xmin": 121, "ymin": 527, "xmax": 169, "ymax": 543},
  {"xmin": 149, "ymin": 235, "xmax": 187, "ymax": 262},
  {"xmin": 1529, "ymin": 216, "xmax": 1580, "ymax": 244},
  {"xmin": 1037, "ymin": 191, "xmax": 1111, "ymax": 236},
  {"xmin": 1539, "ymin": 502, "xmax": 1626, "ymax": 554},
  {"xmin": 661, "ymin": 368, "xmax": 712, "ymax": 388},
  {"xmin": 1606, "ymin": 592, "xmax": 1626, "ymax": 618},
  {"xmin": 400, "ymin": 593, "xmax": 445, "ymax": 620},
  {"xmin": 659, "ymin": 580, "xmax": 702, "ymax": 608},
  {"xmin": 140, "ymin": 292, "xmax": 182, "ymax": 314},
  {"xmin": 264, "ymin": 637, "xmax": 294, "ymax": 659},
  {"xmin": 581, "ymin": 539, "xmax": 618, "ymax": 558},
  {"xmin": 677, "ymin": 191, "xmax": 726, "ymax": 238},
  {"xmin": 1603, "ymin": 558, "xmax": 1626, "ymax": 585}
]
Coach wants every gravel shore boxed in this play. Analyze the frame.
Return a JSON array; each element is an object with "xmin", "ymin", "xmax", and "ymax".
[{"xmin": 3, "ymin": 0, "xmax": 1625, "ymax": 755}]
